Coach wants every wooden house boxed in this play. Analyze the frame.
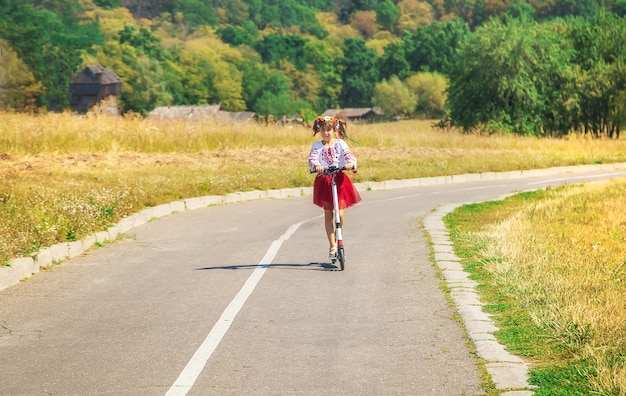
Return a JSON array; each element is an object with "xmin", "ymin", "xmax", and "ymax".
[
  {"xmin": 147, "ymin": 104, "xmax": 256, "ymax": 123},
  {"xmin": 70, "ymin": 65, "xmax": 122, "ymax": 114},
  {"xmin": 322, "ymin": 107, "xmax": 383, "ymax": 123}
]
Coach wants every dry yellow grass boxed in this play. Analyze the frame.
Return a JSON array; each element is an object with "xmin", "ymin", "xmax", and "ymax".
[
  {"xmin": 1, "ymin": 110, "xmax": 626, "ymax": 266},
  {"xmin": 467, "ymin": 179, "xmax": 626, "ymax": 393}
]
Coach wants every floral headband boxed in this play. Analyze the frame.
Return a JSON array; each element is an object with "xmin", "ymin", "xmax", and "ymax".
[
  {"xmin": 314, "ymin": 115, "xmax": 340, "ymax": 129},
  {"xmin": 314, "ymin": 115, "xmax": 360, "ymax": 144}
]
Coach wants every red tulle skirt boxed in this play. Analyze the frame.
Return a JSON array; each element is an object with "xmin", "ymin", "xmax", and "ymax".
[{"xmin": 313, "ymin": 171, "xmax": 362, "ymax": 210}]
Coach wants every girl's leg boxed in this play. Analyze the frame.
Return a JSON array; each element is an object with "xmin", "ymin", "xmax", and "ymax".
[{"xmin": 324, "ymin": 209, "xmax": 335, "ymax": 248}]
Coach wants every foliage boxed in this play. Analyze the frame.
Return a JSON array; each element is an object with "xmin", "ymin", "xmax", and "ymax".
[
  {"xmin": 254, "ymin": 34, "xmax": 309, "ymax": 72},
  {"xmin": 402, "ymin": 18, "xmax": 470, "ymax": 75},
  {"xmin": 372, "ymin": 75, "xmax": 416, "ymax": 117},
  {"xmin": 3, "ymin": 0, "xmax": 626, "ymax": 130},
  {"xmin": 447, "ymin": 18, "xmax": 573, "ymax": 136},
  {"xmin": 405, "ymin": 71, "xmax": 448, "ymax": 118},
  {"xmin": 378, "ymin": 42, "xmax": 411, "ymax": 80},
  {"xmin": 0, "ymin": 41, "xmax": 42, "ymax": 111},
  {"xmin": 565, "ymin": 12, "xmax": 626, "ymax": 137},
  {"xmin": 340, "ymin": 37, "xmax": 379, "ymax": 107},
  {"xmin": 0, "ymin": 1, "xmax": 103, "ymax": 109},
  {"xmin": 375, "ymin": 0, "xmax": 399, "ymax": 32}
]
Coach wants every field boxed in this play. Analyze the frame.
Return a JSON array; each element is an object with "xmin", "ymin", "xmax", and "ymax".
[{"xmin": 2, "ymin": 111, "xmax": 626, "ymax": 394}]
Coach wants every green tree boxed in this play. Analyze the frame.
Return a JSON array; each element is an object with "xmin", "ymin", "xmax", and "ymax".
[
  {"xmin": 565, "ymin": 12, "xmax": 626, "ymax": 137},
  {"xmin": 376, "ymin": 0, "xmax": 399, "ymax": 32},
  {"xmin": 121, "ymin": 55, "xmax": 172, "ymax": 114},
  {"xmin": 340, "ymin": 37, "xmax": 379, "ymax": 107},
  {"xmin": 405, "ymin": 71, "xmax": 448, "ymax": 118},
  {"xmin": 217, "ymin": 26, "xmax": 255, "ymax": 47},
  {"xmin": 93, "ymin": 0, "xmax": 121, "ymax": 10},
  {"xmin": 118, "ymin": 25, "xmax": 164, "ymax": 59},
  {"xmin": 245, "ymin": 0, "xmax": 326, "ymax": 37},
  {"xmin": 372, "ymin": 76, "xmax": 416, "ymax": 117},
  {"xmin": 0, "ymin": 2, "xmax": 103, "ymax": 109},
  {"xmin": 219, "ymin": 0, "xmax": 249, "ymax": 25},
  {"xmin": 378, "ymin": 41, "xmax": 411, "ymax": 80},
  {"xmin": 240, "ymin": 57, "xmax": 295, "ymax": 113},
  {"xmin": 255, "ymin": 34, "xmax": 309, "ymax": 71},
  {"xmin": 534, "ymin": 0, "xmax": 600, "ymax": 19},
  {"xmin": 174, "ymin": 0, "xmax": 218, "ymax": 27},
  {"xmin": 506, "ymin": 0, "xmax": 536, "ymax": 20},
  {"xmin": 447, "ymin": 18, "xmax": 574, "ymax": 135},
  {"xmin": 403, "ymin": 18, "xmax": 470, "ymax": 75},
  {"xmin": 614, "ymin": 0, "xmax": 626, "ymax": 17},
  {"xmin": 303, "ymin": 40, "xmax": 343, "ymax": 112},
  {"xmin": 254, "ymin": 92, "xmax": 311, "ymax": 118},
  {"xmin": 119, "ymin": 0, "xmax": 171, "ymax": 19}
]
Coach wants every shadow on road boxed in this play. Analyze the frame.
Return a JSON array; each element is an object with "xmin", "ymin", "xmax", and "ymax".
[{"xmin": 195, "ymin": 262, "xmax": 341, "ymax": 271}]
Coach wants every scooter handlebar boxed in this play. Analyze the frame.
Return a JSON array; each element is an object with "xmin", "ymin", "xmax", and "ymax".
[{"xmin": 310, "ymin": 166, "xmax": 358, "ymax": 174}]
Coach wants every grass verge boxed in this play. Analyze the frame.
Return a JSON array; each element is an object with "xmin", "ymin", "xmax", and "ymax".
[{"xmin": 444, "ymin": 181, "xmax": 626, "ymax": 395}]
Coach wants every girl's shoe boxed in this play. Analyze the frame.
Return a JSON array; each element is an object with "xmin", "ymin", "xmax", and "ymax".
[{"xmin": 329, "ymin": 246, "xmax": 337, "ymax": 261}]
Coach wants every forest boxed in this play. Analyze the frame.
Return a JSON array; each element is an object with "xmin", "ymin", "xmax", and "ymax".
[{"xmin": 1, "ymin": 0, "xmax": 626, "ymax": 137}]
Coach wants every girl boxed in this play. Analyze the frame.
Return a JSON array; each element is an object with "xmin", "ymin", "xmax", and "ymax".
[{"xmin": 308, "ymin": 116, "xmax": 362, "ymax": 260}]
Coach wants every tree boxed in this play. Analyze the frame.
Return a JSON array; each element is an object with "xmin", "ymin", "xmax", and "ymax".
[
  {"xmin": 255, "ymin": 34, "xmax": 309, "ymax": 71},
  {"xmin": 351, "ymin": 11, "xmax": 378, "ymax": 39},
  {"xmin": 254, "ymin": 91, "xmax": 311, "ymax": 118},
  {"xmin": 245, "ymin": 0, "xmax": 326, "ymax": 37},
  {"xmin": 403, "ymin": 18, "xmax": 470, "ymax": 75},
  {"xmin": 93, "ymin": 0, "xmax": 121, "ymax": 10},
  {"xmin": 0, "ymin": 2, "xmax": 103, "ymax": 109},
  {"xmin": 303, "ymin": 40, "xmax": 343, "ymax": 112},
  {"xmin": 396, "ymin": 0, "xmax": 435, "ymax": 31},
  {"xmin": 505, "ymin": 1, "xmax": 537, "ymax": 21},
  {"xmin": 278, "ymin": 60, "xmax": 322, "ymax": 108},
  {"xmin": 118, "ymin": 25, "xmax": 164, "ymax": 59},
  {"xmin": 372, "ymin": 76, "xmax": 416, "ymax": 117},
  {"xmin": 532, "ymin": 0, "xmax": 600, "ymax": 19},
  {"xmin": 174, "ymin": 0, "xmax": 218, "ymax": 28},
  {"xmin": 217, "ymin": 0, "xmax": 249, "ymax": 25},
  {"xmin": 376, "ymin": 0, "xmax": 399, "ymax": 32},
  {"xmin": 340, "ymin": 37, "xmax": 379, "ymax": 107},
  {"xmin": 378, "ymin": 41, "xmax": 411, "ymax": 80},
  {"xmin": 217, "ymin": 26, "xmax": 255, "ymax": 47},
  {"xmin": 565, "ymin": 13, "xmax": 626, "ymax": 137},
  {"xmin": 0, "ymin": 41, "xmax": 42, "ymax": 111},
  {"xmin": 614, "ymin": 0, "xmax": 626, "ymax": 17},
  {"xmin": 405, "ymin": 71, "xmax": 448, "ymax": 118},
  {"xmin": 92, "ymin": 40, "xmax": 171, "ymax": 114},
  {"xmin": 447, "ymin": 18, "xmax": 574, "ymax": 135}
]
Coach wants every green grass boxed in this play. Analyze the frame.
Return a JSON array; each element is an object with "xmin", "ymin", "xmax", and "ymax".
[{"xmin": 445, "ymin": 183, "xmax": 626, "ymax": 395}]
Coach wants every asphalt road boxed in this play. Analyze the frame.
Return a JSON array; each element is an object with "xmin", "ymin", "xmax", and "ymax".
[{"xmin": 1, "ymin": 166, "xmax": 625, "ymax": 395}]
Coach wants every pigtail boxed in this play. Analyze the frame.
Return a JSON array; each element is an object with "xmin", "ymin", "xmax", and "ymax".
[{"xmin": 337, "ymin": 120, "xmax": 360, "ymax": 145}]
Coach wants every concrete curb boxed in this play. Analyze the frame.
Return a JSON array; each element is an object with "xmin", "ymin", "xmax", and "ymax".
[
  {"xmin": 2, "ymin": 162, "xmax": 626, "ymax": 394},
  {"xmin": 425, "ymin": 204, "xmax": 535, "ymax": 394}
]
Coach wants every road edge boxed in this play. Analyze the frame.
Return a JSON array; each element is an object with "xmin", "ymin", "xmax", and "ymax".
[
  {"xmin": 4, "ymin": 163, "xmax": 625, "ymax": 293},
  {"xmin": 3, "ymin": 163, "xmax": 626, "ymax": 395}
]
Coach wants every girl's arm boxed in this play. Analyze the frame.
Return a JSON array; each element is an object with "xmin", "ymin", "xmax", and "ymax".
[
  {"xmin": 339, "ymin": 140, "xmax": 357, "ymax": 168},
  {"xmin": 308, "ymin": 142, "xmax": 322, "ymax": 170}
]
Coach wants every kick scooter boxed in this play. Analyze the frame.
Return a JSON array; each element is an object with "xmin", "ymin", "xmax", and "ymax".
[{"xmin": 314, "ymin": 165, "xmax": 355, "ymax": 271}]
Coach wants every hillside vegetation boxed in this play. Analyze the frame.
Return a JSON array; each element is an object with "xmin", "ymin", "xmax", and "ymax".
[{"xmin": 2, "ymin": 0, "xmax": 626, "ymax": 135}]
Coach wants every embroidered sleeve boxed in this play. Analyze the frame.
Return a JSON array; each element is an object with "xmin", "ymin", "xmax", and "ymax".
[
  {"xmin": 308, "ymin": 142, "xmax": 322, "ymax": 170},
  {"xmin": 338, "ymin": 140, "xmax": 357, "ymax": 168}
]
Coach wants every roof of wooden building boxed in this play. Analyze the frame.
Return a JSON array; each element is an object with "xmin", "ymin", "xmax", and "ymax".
[{"xmin": 71, "ymin": 65, "xmax": 122, "ymax": 85}]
